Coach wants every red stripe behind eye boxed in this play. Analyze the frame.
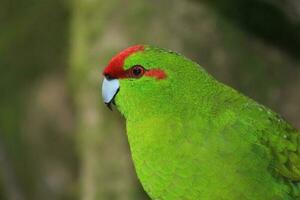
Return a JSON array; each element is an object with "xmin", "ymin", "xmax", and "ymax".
[{"xmin": 145, "ymin": 69, "xmax": 167, "ymax": 80}]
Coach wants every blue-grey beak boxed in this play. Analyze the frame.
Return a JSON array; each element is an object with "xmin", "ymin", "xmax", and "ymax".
[{"xmin": 102, "ymin": 77, "xmax": 120, "ymax": 110}]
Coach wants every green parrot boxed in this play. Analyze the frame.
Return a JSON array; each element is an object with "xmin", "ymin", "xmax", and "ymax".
[{"xmin": 101, "ymin": 45, "xmax": 300, "ymax": 200}]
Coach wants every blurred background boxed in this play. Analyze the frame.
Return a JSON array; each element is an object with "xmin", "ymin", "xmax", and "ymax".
[{"xmin": 0, "ymin": 0, "xmax": 299, "ymax": 199}]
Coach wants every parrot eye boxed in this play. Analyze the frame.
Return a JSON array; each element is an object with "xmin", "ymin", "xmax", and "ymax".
[{"xmin": 129, "ymin": 65, "xmax": 145, "ymax": 78}]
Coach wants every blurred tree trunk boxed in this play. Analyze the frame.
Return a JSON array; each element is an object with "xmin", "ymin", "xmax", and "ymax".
[{"xmin": 69, "ymin": 0, "xmax": 148, "ymax": 200}]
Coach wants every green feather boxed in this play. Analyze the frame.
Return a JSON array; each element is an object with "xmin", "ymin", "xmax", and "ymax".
[{"xmin": 112, "ymin": 45, "xmax": 300, "ymax": 200}]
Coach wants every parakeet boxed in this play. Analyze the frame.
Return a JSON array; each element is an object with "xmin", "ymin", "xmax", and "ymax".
[{"xmin": 101, "ymin": 45, "xmax": 300, "ymax": 200}]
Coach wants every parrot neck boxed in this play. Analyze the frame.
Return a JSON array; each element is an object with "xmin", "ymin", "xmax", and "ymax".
[{"xmin": 122, "ymin": 73, "xmax": 224, "ymax": 147}]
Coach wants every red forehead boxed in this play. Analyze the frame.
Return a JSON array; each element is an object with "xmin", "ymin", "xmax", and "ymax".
[{"xmin": 103, "ymin": 45, "xmax": 144, "ymax": 77}]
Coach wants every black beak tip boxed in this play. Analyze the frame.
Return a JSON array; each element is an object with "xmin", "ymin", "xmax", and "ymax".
[{"xmin": 105, "ymin": 102, "xmax": 113, "ymax": 111}]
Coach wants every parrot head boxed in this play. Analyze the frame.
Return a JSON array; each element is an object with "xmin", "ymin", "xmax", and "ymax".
[{"xmin": 102, "ymin": 45, "xmax": 209, "ymax": 119}]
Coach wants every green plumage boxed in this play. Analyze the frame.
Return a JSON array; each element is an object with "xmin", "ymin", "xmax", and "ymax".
[{"xmin": 110, "ymin": 46, "xmax": 300, "ymax": 200}]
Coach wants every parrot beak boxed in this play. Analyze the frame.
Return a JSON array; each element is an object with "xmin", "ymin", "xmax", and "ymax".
[{"xmin": 102, "ymin": 77, "xmax": 120, "ymax": 110}]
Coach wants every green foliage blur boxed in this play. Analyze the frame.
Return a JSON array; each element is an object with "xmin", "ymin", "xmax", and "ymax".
[{"xmin": 0, "ymin": 0, "xmax": 299, "ymax": 199}]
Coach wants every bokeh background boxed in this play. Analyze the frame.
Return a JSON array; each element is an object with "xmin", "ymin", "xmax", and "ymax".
[{"xmin": 0, "ymin": 0, "xmax": 300, "ymax": 199}]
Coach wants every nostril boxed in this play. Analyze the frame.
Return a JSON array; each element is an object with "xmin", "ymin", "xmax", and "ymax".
[{"xmin": 104, "ymin": 73, "xmax": 114, "ymax": 80}]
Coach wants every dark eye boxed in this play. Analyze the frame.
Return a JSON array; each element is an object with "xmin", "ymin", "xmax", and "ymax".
[{"xmin": 129, "ymin": 65, "xmax": 145, "ymax": 78}]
